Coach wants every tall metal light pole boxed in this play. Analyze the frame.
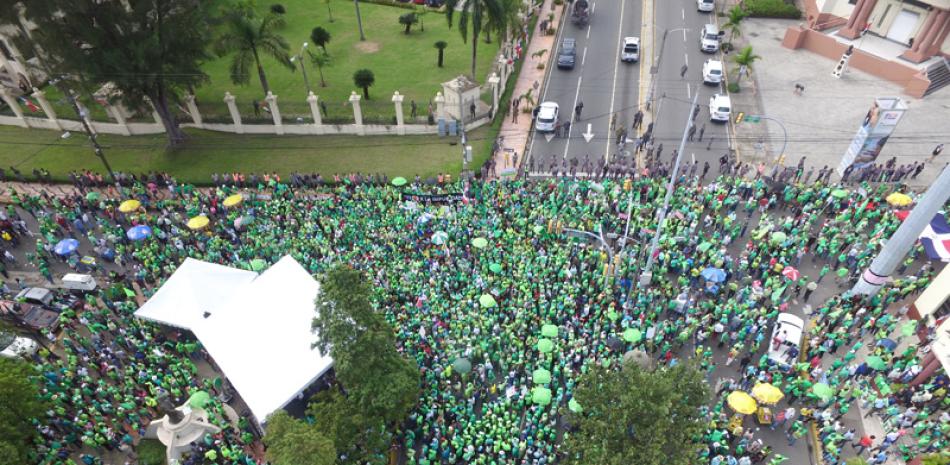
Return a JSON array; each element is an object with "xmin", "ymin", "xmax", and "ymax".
[
  {"xmin": 639, "ymin": 92, "xmax": 700, "ymax": 287},
  {"xmin": 851, "ymin": 162, "xmax": 950, "ymax": 296},
  {"xmin": 354, "ymin": 0, "xmax": 366, "ymax": 41},
  {"xmin": 65, "ymin": 88, "xmax": 116, "ymax": 185},
  {"xmin": 289, "ymin": 42, "xmax": 312, "ymax": 94}
]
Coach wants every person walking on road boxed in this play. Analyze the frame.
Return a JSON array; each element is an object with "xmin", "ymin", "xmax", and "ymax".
[
  {"xmin": 698, "ymin": 124, "xmax": 705, "ymax": 141},
  {"xmin": 687, "ymin": 124, "xmax": 696, "ymax": 141},
  {"xmin": 929, "ymin": 143, "xmax": 943, "ymax": 162},
  {"xmin": 575, "ymin": 101, "xmax": 584, "ymax": 120},
  {"xmin": 632, "ymin": 110, "xmax": 643, "ymax": 130}
]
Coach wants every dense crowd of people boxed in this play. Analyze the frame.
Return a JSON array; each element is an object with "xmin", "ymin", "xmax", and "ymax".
[{"xmin": 0, "ymin": 169, "xmax": 946, "ymax": 465}]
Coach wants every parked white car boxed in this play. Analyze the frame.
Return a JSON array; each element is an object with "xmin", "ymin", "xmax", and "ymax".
[
  {"xmin": 699, "ymin": 23, "xmax": 721, "ymax": 53},
  {"xmin": 535, "ymin": 102, "xmax": 559, "ymax": 132},
  {"xmin": 702, "ymin": 59, "xmax": 723, "ymax": 85},
  {"xmin": 709, "ymin": 94, "xmax": 732, "ymax": 122},
  {"xmin": 0, "ymin": 332, "xmax": 38, "ymax": 359},
  {"xmin": 697, "ymin": 0, "xmax": 715, "ymax": 12},
  {"xmin": 767, "ymin": 313, "xmax": 804, "ymax": 369}
]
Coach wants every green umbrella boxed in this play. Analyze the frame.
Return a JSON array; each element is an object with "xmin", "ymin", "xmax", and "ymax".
[
  {"xmin": 533, "ymin": 225, "xmax": 544, "ymax": 234},
  {"xmin": 532, "ymin": 387, "xmax": 552, "ymax": 405},
  {"xmin": 489, "ymin": 263, "xmax": 503, "ymax": 274},
  {"xmin": 770, "ymin": 232, "xmax": 787, "ymax": 244},
  {"xmin": 622, "ymin": 328, "xmax": 642, "ymax": 343},
  {"xmin": 472, "ymin": 237, "xmax": 488, "ymax": 249},
  {"xmin": 431, "ymin": 231, "xmax": 448, "ymax": 245},
  {"xmin": 607, "ymin": 310, "xmax": 620, "ymax": 321},
  {"xmin": 453, "ymin": 357, "xmax": 472, "ymax": 374},
  {"xmin": 532, "ymin": 368, "xmax": 552, "ymax": 384},
  {"xmin": 479, "ymin": 294, "xmax": 497, "ymax": 308},
  {"xmin": 866, "ymin": 356, "xmax": 887, "ymax": 371},
  {"xmin": 85, "ymin": 192, "xmax": 101, "ymax": 201},
  {"xmin": 391, "ymin": 177, "xmax": 407, "ymax": 187},
  {"xmin": 568, "ymin": 398, "xmax": 583, "ymax": 413},
  {"xmin": 696, "ymin": 242, "xmax": 712, "ymax": 253},
  {"xmin": 250, "ymin": 259, "xmax": 267, "ymax": 272},
  {"xmin": 812, "ymin": 383, "xmax": 834, "ymax": 400},
  {"xmin": 541, "ymin": 324, "xmax": 559, "ymax": 338},
  {"xmin": 901, "ymin": 321, "xmax": 917, "ymax": 337},
  {"xmin": 537, "ymin": 338, "xmax": 554, "ymax": 353},
  {"xmin": 187, "ymin": 391, "xmax": 211, "ymax": 409},
  {"xmin": 830, "ymin": 188, "xmax": 848, "ymax": 199}
]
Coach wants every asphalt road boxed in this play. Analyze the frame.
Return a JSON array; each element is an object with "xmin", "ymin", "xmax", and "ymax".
[
  {"xmin": 652, "ymin": 0, "xmax": 734, "ymax": 173},
  {"xmin": 526, "ymin": 0, "xmax": 644, "ymax": 176}
]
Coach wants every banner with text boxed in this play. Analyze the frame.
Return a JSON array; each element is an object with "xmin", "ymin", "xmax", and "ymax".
[{"xmin": 837, "ymin": 97, "xmax": 907, "ymax": 176}]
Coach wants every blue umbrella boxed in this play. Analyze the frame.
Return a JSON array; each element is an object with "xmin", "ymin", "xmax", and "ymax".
[
  {"xmin": 126, "ymin": 225, "xmax": 152, "ymax": 241},
  {"xmin": 700, "ymin": 267, "xmax": 727, "ymax": 283},
  {"xmin": 54, "ymin": 238, "xmax": 80, "ymax": 256},
  {"xmin": 877, "ymin": 338, "xmax": 897, "ymax": 352}
]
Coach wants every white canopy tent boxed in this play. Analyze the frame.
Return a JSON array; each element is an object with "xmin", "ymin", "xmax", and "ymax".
[{"xmin": 134, "ymin": 256, "xmax": 332, "ymax": 425}]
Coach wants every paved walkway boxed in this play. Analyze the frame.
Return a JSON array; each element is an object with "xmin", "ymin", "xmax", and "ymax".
[{"xmin": 489, "ymin": 0, "xmax": 565, "ymax": 177}]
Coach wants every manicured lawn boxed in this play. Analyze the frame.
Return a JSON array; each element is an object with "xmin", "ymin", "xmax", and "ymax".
[
  {"xmin": 192, "ymin": 0, "xmax": 501, "ymax": 124},
  {"xmin": 0, "ymin": 125, "xmax": 493, "ymax": 185}
]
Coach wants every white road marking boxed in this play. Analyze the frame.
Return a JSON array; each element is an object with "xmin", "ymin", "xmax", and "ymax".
[
  {"xmin": 685, "ymin": 53, "xmax": 689, "ymax": 66},
  {"xmin": 582, "ymin": 47, "xmax": 587, "ymax": 66},
  {"xmin": 603, "ymin": 0, "xmax": 627, "ymax": 164},
  {"xmin": 563, "ymin": 75, "xmax": 584, "ymax": 160},
  {"xmin": 683, "ymin": 29, "xmax": 687, "ymax": 40},
  {"xmin": 686, "ymin": 83, "xmax": 691, "ymax": 98},
  {"xmin": 682, "ymin": 8, "xmax": 685, "ymax": 20},
  {"xmin": 587, "ymin": 24, "xmax": 591, "ymax": 39},
  {"xmin": 591, "ymin": 2, "xmax": 595, "ymax": 13},
  {"xmin": 692, "ymin": 153, "xmax": 696, "ymax": 163}
]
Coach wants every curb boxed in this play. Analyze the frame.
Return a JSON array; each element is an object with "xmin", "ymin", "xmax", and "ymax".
[{"xmin": 521, "ymin": 0, "xmax": 567, "ymax": 178}]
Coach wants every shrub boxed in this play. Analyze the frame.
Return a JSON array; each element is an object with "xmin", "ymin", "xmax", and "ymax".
[
  {"xmin": 742, "ymin": 0, "xmax": 801, "ymax": 18},
  {"xmin": 270, "ymin": 3, "xmax": 286, "ymax": 14},
  {"xmin": 727, "ymin": 82, "xmax": 740, "ymax": 93},
  {"xmin": 137, "ymin": 439, "xmax": 166, "ymax": 465}
]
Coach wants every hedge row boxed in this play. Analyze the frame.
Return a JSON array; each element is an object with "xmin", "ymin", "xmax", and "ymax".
[{"xmin": 742, "ymin": 0, "xmax": 802, "ymax": 19}]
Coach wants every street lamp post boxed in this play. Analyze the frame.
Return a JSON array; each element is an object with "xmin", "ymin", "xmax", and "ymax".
[
  {"xmin": 354, "ymin": 0, "xmax": 366, "ymax": 41},
  {"xmin": 639, "ymin": 91, "xmax": 699, "ymax": 287},
  {"xmin": 289, "ymin": 42, "xmax": 312, "ymax": 94}
]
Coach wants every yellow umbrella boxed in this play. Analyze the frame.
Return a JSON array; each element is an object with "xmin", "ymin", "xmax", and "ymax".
[
  {"xmin": 751, "ymin": 383, "xmax": 784, "ymax": 405},
  {"xmin": 886, "ymin": 192, "xmax": 912, "ymax": 207},
  {"xmin": 726, "ymin": 391, "xmax": 757, "ymax": 415},
  {"xmin": 187, "ymin": 215, "xmax": 210, "ymax": 230},
  {"xmin": 118, "ymin": 199, "xmax": 141, "ymax": 213},
  {"xmin": 223, "ymin": 194, "xmax": 243, "ymax": 207}
]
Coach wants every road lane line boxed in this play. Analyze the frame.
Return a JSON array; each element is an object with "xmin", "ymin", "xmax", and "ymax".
[
  {"xmin": 686, "ymin": 83, "xmax": 691, "ymax": 99},
  {"xmin": 563, "ymin": 75, "xmax": 583, "ymax": 160},
  {"xmin": 591, "ymin": 2, "xmax": 595, "ymax": 14},
  {"xmin": 587, "ymin": 24, "xmax": 591, "ymax": 39},
  {"xmin": 603, "ymin": 0, "xmax": 627, "ymax": 164},
  {"xmin": 582, "ymin": 47, "xmax": 587, "ymax": 66},
  {"xmin": 682, "ymin": 8, "xmax": 685, "ymax": 20},
  {"xmin": 683, "ymin": 29, "xmax": 687, "ymax": 40},
  {"xmin": 685, "ymin": 53, "xmax": 688, "ymax": 66}
]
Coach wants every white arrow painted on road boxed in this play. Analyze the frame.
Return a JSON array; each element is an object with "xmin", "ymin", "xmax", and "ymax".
[
  {"xmin": 583, "ymin": 124, "xmax": 594, "ymax": 143},
  {"xmin": 545, "ymin": 133, "xmax": 555, "ymax": 142}
]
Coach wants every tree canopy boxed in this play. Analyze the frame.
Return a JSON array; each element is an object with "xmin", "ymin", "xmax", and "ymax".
[
  {"xmin": 563, "ymin": 362, "xmax": 709, "ymax": 465},
  {"xmin": 311, "ymin": 266, "xmax": 419, "ymax": 463},
  {"xmin": 19, "ymin": 0, "xmax": 216, "ymax": 147},
  {"xmin": 0, "ymin": 358, "xmax": 49, "ymax": 463},
  {"xmin": 264, "ymin": 410, "xmax": 336, "ymax": 465}
]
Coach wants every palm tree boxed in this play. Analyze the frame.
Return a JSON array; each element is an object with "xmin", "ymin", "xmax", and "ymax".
[
  {"xmin": 308, "ymin": 50, "xmax": 332, "ymax": 87},
  {"xmin": 434, "ymin": 41, "xmax": 448, "ymax": 67},
  {"xmin": 482, "ymin": 0, "xmax": 520, "ymax": 44},
  {"xmin": 214, "ymin": 9, "xmax": 295, "ymax": 96},
  {"xmin": 724, "ymin": 6, "xmax": 746, "ymax": 40},
  {"xmin": 445, "ymin": 0, "xmax": 505, "ymax": 78},
  {"xmin": 732, "ymin": 46, "xmax": 760, "ymax": 83},
  {"xmin": 353, "ymin": 69, "xmax": 375, "ymax": 99},
  {"xmin": 310, "ymin": 26, "xmax": 332, "ymax": 54}
]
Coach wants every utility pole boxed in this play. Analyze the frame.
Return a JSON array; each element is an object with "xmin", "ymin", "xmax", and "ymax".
[
  {"xmin": 851, "ymin": 162, "xmax": 950, "ymax": 296},
  {"xmin": 65, "ymin": 88, "xmax": 116, "ymax": 185},
  {"xmin": 639, "ymin": 91, "xmax": 699, "ymax": 287},
  {"xmin": 354, "ymin": 0, "xmax": 366, "ymax": 41}
]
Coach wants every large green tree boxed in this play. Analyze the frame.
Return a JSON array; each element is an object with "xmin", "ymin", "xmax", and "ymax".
[
  {"xmin": 0, "ymin": 358, "xmax": 49, "ymax": 463},
  {"xmin": 445, "ymin": 0, "xmax": 505, "ymax": 78},
  {"xmin": 214, "ymin": 8, "xmax": 294, "ymax": 96},
  {"xmin": 17, "ymin": 0, "xmax": 215, "ymax": 147},
  {"xmin": 563, "ymin": 362, "xmax": 708, "ymax": 465},
  {"xmin": 264, "ymin": 411, "xmax": 336, "ymax": 465},
  {"xmin": 482, "ymin": 0, "xmax": 521, "ymax": 44},
  {"xmin": 306, "ymin": 390, "xmax": 392, "ymax": 464},
  {"xmin": 311, "ymin": 266, "xmax": 419, "ymax": 462}
]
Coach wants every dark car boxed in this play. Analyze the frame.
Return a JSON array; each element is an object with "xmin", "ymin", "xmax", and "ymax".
[
  {"xmin": 0, "ymin": 300, "xmax": 61, "ymax": 333},
  {"xmin": 557, "ymin": 38, "xmax": 577, "ymax": 70}
]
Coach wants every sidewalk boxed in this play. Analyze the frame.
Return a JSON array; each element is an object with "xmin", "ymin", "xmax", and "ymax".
[{"xmin": 489, "ymin": 0, "xmax": 565, "ymax": 178}]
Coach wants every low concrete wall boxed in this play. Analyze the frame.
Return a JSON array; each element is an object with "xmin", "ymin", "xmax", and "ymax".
[{"xmin": 782, "ymin": 26, "xmax": 931, "ymax": 98}]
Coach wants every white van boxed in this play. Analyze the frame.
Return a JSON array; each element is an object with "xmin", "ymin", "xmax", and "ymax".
[
  {"xmin": 0, "ymin": 332, "xmax": 38, "ymax": 359},
  {"xmin": 768, "ymin": 313, "xmax": 804, "ymax": 369},
  {"xmin": 699, "ymin": 24, "xmax": 721, "ymax": 53},
  {"xmin": 697, "ymin": 0, "xmax": 715, "ymax": 12},
  {"xmin": 62, "ymin": 274, "xmax": 98, "ymax": 292}
]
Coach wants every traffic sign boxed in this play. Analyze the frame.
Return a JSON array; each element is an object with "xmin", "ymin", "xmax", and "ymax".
[{"xmin": 744, "ymin": 115, "xmax": 761, "ymax": 123}]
